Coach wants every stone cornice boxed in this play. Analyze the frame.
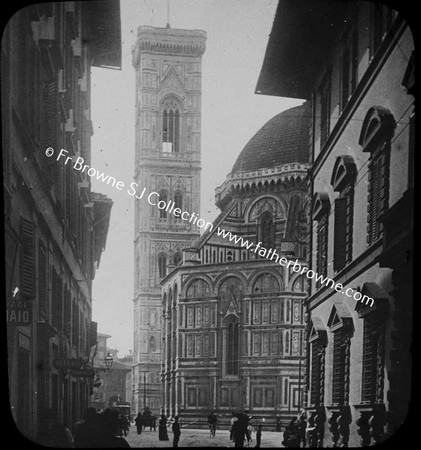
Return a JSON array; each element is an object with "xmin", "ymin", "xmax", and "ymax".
[
  {"xmin": 215, "ymin": 162, "xmax": 309, "ymax": 206},
  {"xmin": 132, "ymin": 26, "xmax": 207, "ymax": 66}
]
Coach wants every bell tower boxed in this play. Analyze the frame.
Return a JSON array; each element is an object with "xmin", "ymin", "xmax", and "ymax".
[{"xmin": 132, "ymin": 25, "xmax": 206, "ymax": 414}]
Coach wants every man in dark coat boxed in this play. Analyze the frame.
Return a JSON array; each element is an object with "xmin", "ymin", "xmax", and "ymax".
[
  {"xmin": 172, "ymin": 416, "xmax": 181, "ymax": 448},
  {"xmin": 134, "ymin": 412, "xmax": 143, "ymax": 435},
  {"xmin": 232, "ymin": 413, "xmax": 248, "ymax": 447}
]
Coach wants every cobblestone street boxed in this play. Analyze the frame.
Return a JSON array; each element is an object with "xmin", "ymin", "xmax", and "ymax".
[{"xmin": 124, "ymin": 425, "xmax": 285, "ymax": 448}]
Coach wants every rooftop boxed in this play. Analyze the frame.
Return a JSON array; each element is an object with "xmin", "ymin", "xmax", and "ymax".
[
  {"xmin": 255, "ymin": 0, "xmax": 349, "ymax": 98},
  {"xmin": 231, "ymin": 102, "xmax": 310, "ymax": 174}
]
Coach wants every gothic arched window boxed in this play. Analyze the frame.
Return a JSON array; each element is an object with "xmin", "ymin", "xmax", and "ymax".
[
  {"xmin": 186, "ymin": 279, "xmax": 211, "ymax": 298},
  {"xmin": 162, "ymin": 100, "xmax": 180, "ymax": 153},
  {"xmin": 150, "ymin": 336, "xmax": 156, "ymax": 352},
  {"xmin": 225, "ymin": 318, "xmax": 239, "ymax": 375},
  {"xmin": 259, "ymin": 212, "xmax": 275, "ymax": 251},
  {"xmin": 253, "ymin": 273, "xmax": 280, "ymax": 293},
  {"xmin": 174, "ymin": 191, "xmax": 183, "ymax": 220},
  {"xmin": 159, "ymin": 190, "xmax": 168, "ymax": 219},
  {"xmin": 158, "ymin": 253, "xmax": 167, "ymax": 278}
]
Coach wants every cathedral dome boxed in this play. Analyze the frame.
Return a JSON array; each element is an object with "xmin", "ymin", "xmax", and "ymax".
[{"xmin": 231, "ymin": 102, "xmax": 310, "ymax": 174}]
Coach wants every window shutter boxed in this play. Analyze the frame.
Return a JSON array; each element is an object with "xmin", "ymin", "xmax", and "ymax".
[
  {"xmin": 368, "ymin": 151, "xmax": 387, "ymax": 243},
  {"xmin": 58, "ymin": 276, "xmax": 63, "ymax": 331},
  {"xmin": 51, "ymin": 269, "xmax": 57, "ymax": 328},
  {"xmin": 334, "ymin": 197, "xmax": 348, "ymax": 272},
  {"xmin": 44, "ymin": 80, "xmax": 60, "ymax": 185},
  {"xmin": 310, "ymin": 340, "xmax": 322, "ymax": 405},
  {"xmin": 332, "ymin": 328, "xmax": 346, "ymax": 405},
  {"xmin": 20, "ymin": 218, "xmax": 35, "ymax": 299},
  {"xmin": 316, "ymin": 214, "xmax": 328, "ymax": 283},
  {"xmin": 361, "ymin": 314, "xmax": 378, "ymax": 403},
  {"xmin": 64, "ymin": 288, "xmax": 72, "ymax": 338},
  {"xmin": 38, "ymin": 243, "xmax": 48, "ymax": 321}
]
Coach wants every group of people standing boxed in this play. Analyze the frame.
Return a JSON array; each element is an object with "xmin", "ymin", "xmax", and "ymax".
[
  {"xmin": 158, "ymin": 413, "xmax": 181, "ymax": 447},
  {"xmin": 230, "ymin": 412, "xmax": 262, "ymax": 448},
  {"xmin": 37, "ymin": 407, "xmax": 131, "ymax": 448},
  {"xmin": 281, "ymin": 412, "xmax": 307, "ymax": 448},
  {"xmin": 134, "ymin": 410, "xmax": 181, "ymax": 447}
]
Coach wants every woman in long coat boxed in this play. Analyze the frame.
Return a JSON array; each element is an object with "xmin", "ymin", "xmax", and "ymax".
[{"xmin": 158, "ymin": 414, "xmax": 169, "ymax": 441}]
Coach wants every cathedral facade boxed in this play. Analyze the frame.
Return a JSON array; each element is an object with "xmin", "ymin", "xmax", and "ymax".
[
  {"xmin": 131, "ymin": 25, "xmax": 206, "ymax": 415},
  {"xmin": 161, "ymin": 103, "xmax": 311, "ymax": 428}
]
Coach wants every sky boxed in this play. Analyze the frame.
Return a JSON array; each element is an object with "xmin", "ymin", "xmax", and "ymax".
[{"xmin": 90, "ymin": 0, "xmax": 303, "ymax": 356}]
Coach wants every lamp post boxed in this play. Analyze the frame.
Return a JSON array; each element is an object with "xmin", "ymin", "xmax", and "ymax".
[
  {"xmin": 144, "ymin": 372, "xmax": 147, "ymax": 410},
  {"xmin": 105, "ymin": 352, "xmax": 114, "ymax": 372}
]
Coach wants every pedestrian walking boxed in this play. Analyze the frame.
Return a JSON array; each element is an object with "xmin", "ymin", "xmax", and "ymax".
[
  {"xmin": 207, "ymin": 411, "xmax": 217, "ymax": 437},
  {"xmin": 172, "ymin": 416, "xmax": 181, "ymax": 448},
  {"xmin": 255, "ymin": 425, "xmax": 262, "ymax": 448},
  {"xmin": 232, "ymin": 413, "xmax": 248, "ymax": 448},
  {"xmin": 298, "ymin": 412, "xmax": 307, "ymax": 448},
  {"xmin": 158, "ymin": 413, "xmax": 169, "ymax": 441},
  {"xmin": 134, "ymin": 412, "xmax": 143, "ymax": 435},
  {"xmin": 73, "ymin": 408, "xmax": 101, "ymax": 448}
]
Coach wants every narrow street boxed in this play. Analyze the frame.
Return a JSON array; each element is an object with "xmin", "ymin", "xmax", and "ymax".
[{"xmin": 124, "ymin": 426, "xmax": 285, "ymax": 448}]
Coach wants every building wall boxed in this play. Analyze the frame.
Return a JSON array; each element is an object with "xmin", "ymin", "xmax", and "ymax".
[
  {"xmin": 306, "ymin": 4, "xmax": 413, "ymax": 447},
  {"xmin": 131, "ymin": 25, "xmax": 207, "ymax": 416},
  {"xmin": 3, "ymin": 2, "xmax": 119, "ymax": 440}
]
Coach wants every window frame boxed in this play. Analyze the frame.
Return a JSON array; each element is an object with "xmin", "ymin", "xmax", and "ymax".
[
  {"xmin": 359, "ymin": 107, "xmax": 395, "ymax": 246},
  {"xmin": 313, "ymin": 192, "xmax": 330, "ymax": 287},
  {"xmin": 327, "ymin": 303, "xmax": 353, "ymax": 407},
  {"xmin": 331, "ymin": 156, "xmax": 356, "ymax": 272},
  {"xmin": 158, "ymin": 253, "xmax": 167, "ymax": 279},
  {"xmin": 162, "ymin": 99, "xmax": 181, "ymax": 153}
]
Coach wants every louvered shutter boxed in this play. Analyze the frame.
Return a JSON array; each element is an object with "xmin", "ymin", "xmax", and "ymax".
[
  {"xmin": 367, "ymin": 151, "xmax": 387, "ymax": 243},
  {"xmin": 361, "ymin": 315, "xmax": 378, "ymax": 403},
  {"xmin": 44, "ymin": 80, "xmax": 59, "ymax": 186},
  {"xmin": 20, "ymin": 218, "xmax": 35, "ymax": 299},
  {"xmin": 345, "ymin": 186, "xmax": 354, "ymax": 264},
  {"xmin": 45, "ymin": 80, "xmax": 57, "ymax": 148},
  {"xmin": 332, "ymin": 328, "xmax": 346, "ymax": 405},
  {"xmin": 51, "ymin": 269, "xmax": 57, "ymax": 328},
  {"xmin": 64, "ymin": 287, "xmax": 71, "ymax": 338},
  {"xmin": 310, "ymin": 340, "xmax": 322, "ymax": 405},
  {"xmin": 38, "ymin": 243, "xmax": 48, "ymax": 321},
  {"xmin": 57, "ymin": 276, "xmax": 63, "ymax": 331},
  {"xmin": 334, "ymin": 197, "xmax": 348, "ymax": 272},
  {"xmin": 316, "ymin": 215, "xmax": 328, "ymax": 285},
  {"xmin": 361, "ymin": 313, "xmax": 385, "ymax": 404}
]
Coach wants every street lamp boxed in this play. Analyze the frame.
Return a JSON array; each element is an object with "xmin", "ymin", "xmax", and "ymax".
[{"xmin": 105, "ymin": 352, "xmax": 114, "ymax": 371}]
